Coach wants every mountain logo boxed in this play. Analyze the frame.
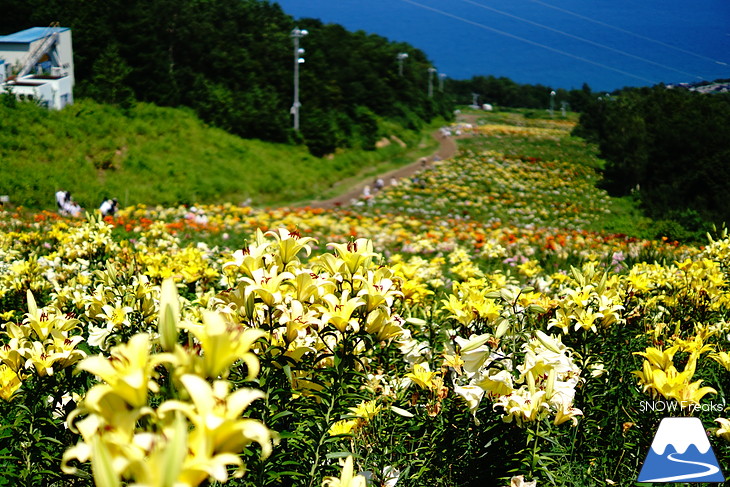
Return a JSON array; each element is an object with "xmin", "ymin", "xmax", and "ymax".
[{"xmin": 638, "ymin": 417, "xmax": 725, "ymax": 483}]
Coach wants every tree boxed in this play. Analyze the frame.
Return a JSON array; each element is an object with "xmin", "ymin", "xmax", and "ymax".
[
  {"xmin": 84, "ymin": 44, "xmax": 135, "ymax": 107},
  {"xmin": 574, "ymin": 85, "xmax": 730, "ymax": 228}
]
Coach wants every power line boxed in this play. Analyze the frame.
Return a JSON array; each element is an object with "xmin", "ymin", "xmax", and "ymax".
[
  {"xmin": 526, "ymin": 0, "xmax": 729, "ymax": 67},
  {"xmin": 460, "ymin": 0, "xmax": 705, "ymax": 81},
  {"xmin": 397, "ymin": 0, "xmax": 658, "ymax": 84}
]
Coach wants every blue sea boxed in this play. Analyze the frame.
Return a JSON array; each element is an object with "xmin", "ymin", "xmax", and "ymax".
[{"xmin": 274, "ymin": 0, "xmax": 730, "ymax": 92}]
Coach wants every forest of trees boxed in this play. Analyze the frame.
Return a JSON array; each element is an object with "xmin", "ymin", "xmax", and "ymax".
[
  {"xmin": 573, "ymin": 85, "xmax": 730, "ymax": 239},
  {"xmin": 0, "ymin": 0, "xmax": 452, "ymax": 156},
  {"xmin": 448, "ymin": 76, "xmax": 596, "ymax": 113}
]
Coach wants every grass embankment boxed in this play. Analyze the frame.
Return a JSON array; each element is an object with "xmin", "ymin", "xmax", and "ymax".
[{"xmin": 0, "ymin": 99, "xmax": 441, "ymax": 210}]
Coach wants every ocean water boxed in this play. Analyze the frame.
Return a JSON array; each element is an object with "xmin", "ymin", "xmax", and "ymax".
[{"xmin": 274, "ymin": 0, "xmax": 730, "ymax": 91}]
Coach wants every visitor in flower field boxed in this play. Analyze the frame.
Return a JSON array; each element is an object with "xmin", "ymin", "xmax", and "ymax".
[
  {"xmin": 55, "ymin": 189, "xmax": 67, "ymax": 211},
  {"xmin": 99, "ymin": 197, "xmax": 118, "ymax": 217},
  {"xmin": 57, "ymin": 191, "xmax": 82, "ymax": 217}
]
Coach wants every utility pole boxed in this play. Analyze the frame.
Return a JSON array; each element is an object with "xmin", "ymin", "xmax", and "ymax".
[
  {"xmin": 427, "ymin": 67, "xmax": 437, "ymax": 98},
  {"xmin": 397, "ymin": 52, "xmax": 408, "ymax": 76},
  {"xmin": 549, "ymin": 90, "xmax": 556, "ymax": 118},
  {"xmin": 291, "ymin": 27, "xmax": 308, "ymax": 131}
]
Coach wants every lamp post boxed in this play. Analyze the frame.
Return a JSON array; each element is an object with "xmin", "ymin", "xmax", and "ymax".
[
  {"xmin": 427, "ymin": 67, "xmax": 437, "ymax": 98},
  {"xmin": 438, "ymin": 73, "xmax": 446, "ymax": 92},
  {"xmin": 549, "ymin": 90, "xmax": 556, "ymax": 118},
  {"xmin": 397, "ymin": 52, "xmax": 408, "ymax": 76},
  {"xmin": 291, "ymin": 27, "xmax": 308, "ymax": 131}
]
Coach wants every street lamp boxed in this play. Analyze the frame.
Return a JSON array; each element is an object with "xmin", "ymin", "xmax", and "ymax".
[
  {"xmin": 438, "ymin": 73, "xmax": 447, "ymax": 92},
  {"xmin": 549, "ymin": 90, "xmax": 556, "ymax": 118},
  {"xmin": 291, "ymin": 27, "xmax": 308, "ymax": 131},
  {"xmin": 397, "ymin": 52, "xmax": 408, "ymax": 76},
  {"xmin": 427, "ymin": 67, "xmax": 437, "ymax": 98}
]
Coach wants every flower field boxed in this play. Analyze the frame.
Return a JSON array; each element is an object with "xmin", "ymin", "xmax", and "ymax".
[{"xmin": 2, "ymin": 115, "xmax": 730, "ymax": 487}]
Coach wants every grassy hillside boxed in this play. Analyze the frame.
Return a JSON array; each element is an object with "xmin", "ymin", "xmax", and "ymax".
[{"xmin": 0, "ymin": 98, "xmax": 439, "ymax": 210}]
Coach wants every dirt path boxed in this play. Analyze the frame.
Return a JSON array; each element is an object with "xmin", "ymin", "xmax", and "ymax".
[{"xmin": 306, "ymin": 121, "xmax": 469, "ymax": 209}]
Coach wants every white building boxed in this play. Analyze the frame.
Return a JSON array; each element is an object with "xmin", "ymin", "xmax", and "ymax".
[{"xmin": 0, "ymin": 26, "xmax": 74, "ymax": 109}]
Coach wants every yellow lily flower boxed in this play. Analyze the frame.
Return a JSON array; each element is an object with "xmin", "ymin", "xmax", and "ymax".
[
  {"xmin": 157, "ymin": 277, "xmax": 180, "ymax": 353},
  {"xmin": 363, "ymin": 308, "xmax": 404, "ymax": 342},
  {"xmin": 405, "ymin": 363, "xmax": 438, "ymax": 390},
  {"xmin": 634, "ymin": 345, "xmax": 679, "ymax": 370},
  {"xmin": 319, "ymin": 289, "xmax": 365, "ymax": 333},
  {"xmin": 157, "ymin": 374, "xmax": 272, "ymax": 485},
  {"xmin": 97, "ymin": 304, "xmax": 134, "ymax": 329},
  {"xmin": 328, "ymin": 419, "xmax": 358, "ymax": 436},
  {"xmin": 322, "ymin": 456, "xmax": 367, "ymax": 487},
  {"xmin": 714, "ymin": 418, "xmax": 730, "ymax": 442},
  {"xmin": 123, "ymin": 413, "xmax": 189, "ymax": 487},
  {"xmin": 276, "ymin": 299, "xmax": 322, "ymax": 343},
  {"xmin": 497, "ymin": 389, "xmax": 549, "ymax": 426},
  {"xmin": 354, "ymin": 272, "xmax": 401, "ymax": 313},
  {"xmin": 675, "ymin": 378, "xmax": 717, "ymax": 406},
  {"xmin": 0, "ymin": 338, "xmax": 27, "ymax": 372},
  {"xmin": 475, "ymin": 369, "xmax": 514, "ymax": 397},
  {"xmin": 265, "ymin": 228, "xmax": 316, "ymax": 267},
  {"xmin": 327, "ymin": 238, "xmax": 377, "ymax": 276},
  {"xmin": 76, "ymin": 334, "xmax": 165, "ymax": 408},
  {"xmin": 441, "ymin": 294, "xmax": 472, "ymax": 326},
  {"xmin": 243, "ymin": 266, "xmax": 294, "ymax": 308},
  {"xmin": 0, "ymin": 364, "xmax": 21, "ymax": 401},
  {"xmin": 22, "ymin": 290, "xmax": 80, "ymax": 341},
  {"xmin": 286, "ymin": 270, "xmax": 336, "ymax": 303},
  {"xmin": 222, "ymin": 228, "xmax": 270, "ymax": 279},
  {"xmin": 46, "ymin": 332, "xmax": 87, "ymax": 370},
  {"xmin": 711, "ymin": 350, "xmax": 730, "ymax": 371},
  {"xmin": 348, "ymin": 399, "xmax": 381, "ymax": 421},
  {"xmin": 24, "ymin": 341, "xmax": 59, "ymax": 377},
  {"xmin": 553, "ymin": 404, "xmax": 583, "ymax": 426},
  {"xmin": 185, "ymin": 311, "xmax": 265, "ymax": 380}
]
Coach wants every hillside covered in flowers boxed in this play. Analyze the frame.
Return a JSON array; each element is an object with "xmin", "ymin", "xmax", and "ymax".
[{"xmin": 2, "ymin": 112, "xmax": 730, "ymax": 487}]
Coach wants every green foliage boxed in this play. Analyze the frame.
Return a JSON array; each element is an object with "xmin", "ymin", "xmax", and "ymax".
[
  {"xmin": 0, "ymin": 0, "xmax": 451, "ymax": 155},
  {"xmin": 85, "ymin": 44, "xmax": 135, "ymax": 108},
  {"xmin": 0, "ymin": 99, "xmax": 434, "ymax": 209},
  {"xmin": 449, "ymin": 76, "xmax": 595, "ymax": 113},
  {"xmin": 573, "ymin": 86, "xmax": 730, "ymax": 237},
  {"xmin": 0, "ymin": 368, "xmax": 92, "ymax": 486}
]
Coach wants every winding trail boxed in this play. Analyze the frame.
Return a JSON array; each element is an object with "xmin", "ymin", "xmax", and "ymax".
[{"xmin": 306, "ymin": 112, "xmax": 480, "ymax": 209}]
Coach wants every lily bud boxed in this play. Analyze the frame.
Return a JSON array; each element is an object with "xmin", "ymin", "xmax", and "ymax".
[{"xmin": 158, "ymin": 278, "xmax": 180, "ymax": 352}]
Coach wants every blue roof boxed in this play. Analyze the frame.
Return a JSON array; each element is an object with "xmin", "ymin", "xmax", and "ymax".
[{"xmin": 0, "ymin": 27, "xmax": 69, "ymax": 44}]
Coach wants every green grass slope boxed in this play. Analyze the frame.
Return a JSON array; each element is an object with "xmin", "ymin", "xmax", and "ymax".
[{"xmin": 0, "ymin": 99, "xmax": 435, "ymax": 210}]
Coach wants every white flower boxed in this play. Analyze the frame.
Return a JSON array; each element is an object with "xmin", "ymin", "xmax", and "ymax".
[
  {"xmin": 509, "ymin": 474, "xmax": 536, "ymax": 487},
  {"xmin": 454, "ymin": 385, "xmax": 485, "ymax": 423}
]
